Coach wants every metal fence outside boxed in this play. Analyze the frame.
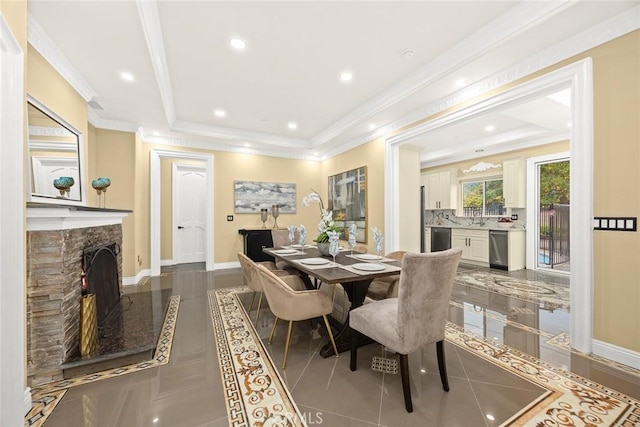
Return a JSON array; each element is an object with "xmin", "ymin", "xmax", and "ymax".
[{"xmin": 539, "ymin": 203, "xmax": 570, "ymax": 268}]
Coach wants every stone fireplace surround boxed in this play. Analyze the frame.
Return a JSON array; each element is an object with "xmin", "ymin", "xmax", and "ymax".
[{"xmin": 26, "ymin": 204, "xmax": 129, "ymax": 386}]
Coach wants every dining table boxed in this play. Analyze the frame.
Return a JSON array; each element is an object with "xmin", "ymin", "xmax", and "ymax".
[{"xmin": 263, "ymin": 246, "xmax": 402, "ymax": 358}]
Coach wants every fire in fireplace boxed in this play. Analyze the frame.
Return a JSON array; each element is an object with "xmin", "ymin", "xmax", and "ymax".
[{"xmin": 83, "ymin": 242, "xmax": 121, "ymax": 325}]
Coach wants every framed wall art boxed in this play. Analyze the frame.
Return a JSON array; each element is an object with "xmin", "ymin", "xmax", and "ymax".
[
  {"xmin": 327, "ymin": 166, "xmax": 366, "ymax": 242},
  {"xmin": 234, "ymin": 181, "xmax": 296, "ymax": 213}
]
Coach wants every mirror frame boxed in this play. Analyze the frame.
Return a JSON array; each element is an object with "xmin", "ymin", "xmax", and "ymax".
[{"xmin": 27, "ymin": 95, "xmax": 86, "ymax": 206}]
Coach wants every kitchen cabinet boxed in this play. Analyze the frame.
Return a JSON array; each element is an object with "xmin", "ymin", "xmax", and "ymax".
[
  {"xmin": 422, "ymin": 168, "xmax": 457, "ymax": 209},
  {"xmin": 503, "ymin": 158, "xmax": 526, "ymax": 208},
  {"xmin": 451, "ymin": 229, "xmax": 489, "ymax": 263}
]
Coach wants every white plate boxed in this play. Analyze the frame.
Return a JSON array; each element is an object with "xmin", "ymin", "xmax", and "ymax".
[
  {"xmin": 290, "ymin": 244, "xmax": 303, "ymax": 248},
  {"xmin": 354, "ymin": 254, "xmax": 382, "ymax": 260},
  {"xmin": 299, "ymin": 258, "xmax": 330, "ymax": 265},
  {"xmin": 352, "ymin": 262, "xmax": 385, "ymax": 271},
  {"xmin": 273, "ymin": 249, "xmax": 297, "ymax": 254}
]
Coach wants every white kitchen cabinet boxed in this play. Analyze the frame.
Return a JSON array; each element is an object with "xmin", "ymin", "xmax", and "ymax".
[
  {"xmin": 451, "ymin": 229, "xmax": 489, "ymax": 263},
  {"xmin": 503, "ymin": 158, "xmax": 526, "ymax": 208},
  {"xmin": 507, "ymin": 230, "xmax": 526, "ymax": 271},
  {"xmin": 424, "ymin": 227, "xmax": 431, "ymax": 253},
  {"xmin": 422, "ymin": 169, "xmax": 457, "ymax": 210}
]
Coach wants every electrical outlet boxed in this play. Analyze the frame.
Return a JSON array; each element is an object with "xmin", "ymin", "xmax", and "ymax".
[
  {"xmin": 511, "ymin": 214, "xmax": 518, "ymax": 221},
  {"xmin": 227, "ymin": 215, "xmax": 234, "ymax": 221}
]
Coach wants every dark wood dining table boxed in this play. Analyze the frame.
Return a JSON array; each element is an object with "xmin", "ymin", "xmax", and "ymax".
[{"xmin": 263, "ymin": 246, "xmax": 401, "ymax": 358}]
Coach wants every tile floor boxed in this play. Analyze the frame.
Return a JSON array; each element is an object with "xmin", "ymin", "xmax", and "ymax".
[{"xmin": 40, "ymin": 262, "xmax": 639, "ymax": 426}]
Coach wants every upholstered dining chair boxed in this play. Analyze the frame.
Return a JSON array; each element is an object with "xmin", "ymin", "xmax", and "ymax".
[
  {"xmin": 255, "ymin": 264, "xmax": 339, "ymax": 369},
  {"xmin": 237, "ymin": 252, "xmax": 305, "ymax": 325},
  {"xmin": 271, "ymin": 229, "xmax": 300, "ymax": 272},
  {"xmin": 349, "ymin": 248, "xmax": 462, "ymax": 412},
  {"xmin": 365, "ymin": 250, "xmax": 408, "ymax": 301}
]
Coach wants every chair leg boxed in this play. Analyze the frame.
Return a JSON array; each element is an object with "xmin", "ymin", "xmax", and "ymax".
[
  {"xmin": 268, "ymin": 317, "xmax": 279, "ymax": 344},
  {"xmin": 322, "ymin": 315, "xmax": 339, "ymax": 358},
  {"xmin": 282, "ymin": 320, "xmax": 294, "ymax": 369},
  {"xmin": 399, "ymin": 353, "xmax": 413, "ymax": 413},
  {"xmin": 254, "ymin": 293, "xmax": 263, "ymax": 325},
  {"xmin": 350, "ymin": 327, "xmax": 358, "ymax": 371},
  {"xmin": 248, "ymin": 291, "xmax": 256, "ymax": 313},
  {"xmin": 436, "ymin": 340, "xmax": 450, "ymax": 392}
]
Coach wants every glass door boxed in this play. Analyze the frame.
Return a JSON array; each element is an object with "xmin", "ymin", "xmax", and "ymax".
[{"xmin": 535, "ymin": 158, "xmax": 570, "ymax": 272}]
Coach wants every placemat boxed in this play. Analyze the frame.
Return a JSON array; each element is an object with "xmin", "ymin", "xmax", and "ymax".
[{"xmin": 340, "ymin": 263, "xmax": 401, "ymax": 276}]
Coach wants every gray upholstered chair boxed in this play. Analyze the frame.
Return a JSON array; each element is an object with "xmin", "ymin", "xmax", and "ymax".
[
  {"xmin": 255, "ymin": 264, "xmax": 339, "ymax": 369},
  {"xmin": 365, "ymin": 250, "xmax": 408, "ymax": 301},
  {"xmin": 349, "ymin": 248, "xmax": 462, "ymax": 412},
  {"xmin": 237, "ymin": 252, "xmax": 305, "ymax": 325}
]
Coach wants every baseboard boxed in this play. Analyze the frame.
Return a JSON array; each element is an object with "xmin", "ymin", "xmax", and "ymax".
[
  {"xmin": 123, "ymin": 269, "xmax": 151, "ymax": 286},
  {"xmin": 592, "ymin": 339, "xmax": 640, "ymax": 370},
  {"xmin": 214, "ymin": 261, "xmax": 241, "ymax": 270},
  {"xmin": 24, "ymin": 387, "xmax": 31, "ymax": 416},
  {"xmin": 160, "ymin": 259, "xmax": 174, "ymax": 266}
]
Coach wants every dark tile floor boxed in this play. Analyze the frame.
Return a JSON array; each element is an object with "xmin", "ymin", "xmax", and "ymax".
[{"xmin": 41, "ymin": 263, "xmax": 639, "ymax": 426}]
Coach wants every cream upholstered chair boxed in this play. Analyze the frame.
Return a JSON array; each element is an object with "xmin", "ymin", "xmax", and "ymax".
[
  {"xmin": 255, "ymin": 264, "xmax": 339, "ymax": 369},
  {"xmin": 237, "ymin": 252, "xmax": 305, "ymax": 325},
  {"xmin": 365, "ymin": 250, "xmax": 408, "ymax": 301},
  {"xmin": 271, "ymin": 229, "xmax": 300, "ymax": 272},
  {"xmin": 349, "ymin": 248, "xmax": 462, "ymax": 412}
]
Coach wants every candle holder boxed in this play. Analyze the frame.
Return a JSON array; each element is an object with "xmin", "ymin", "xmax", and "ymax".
[
  {"xmin": 53, "ymin": 176, "xmax": 74, "ymax": 197},
  {"xmin": 260, "ymin": 208, "xmax": 268, "ymax": 229},
  {"xmin": 91, "ymin": 177, "xmax": 111, "ymax": 208},
  {"xmin": 271, "ymin": 205, "xmax": 280, "ymax": 229}
]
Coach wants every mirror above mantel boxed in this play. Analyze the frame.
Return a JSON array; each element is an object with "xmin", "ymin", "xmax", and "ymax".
[{"xmin": 27, "ymin": 96, "xmax": 86, "ymax": 206}]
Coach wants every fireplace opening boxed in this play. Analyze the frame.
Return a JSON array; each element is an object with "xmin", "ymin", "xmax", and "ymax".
[{"xmin": 83, "ymin": 242, "xmax": 120, "ymax": 326}]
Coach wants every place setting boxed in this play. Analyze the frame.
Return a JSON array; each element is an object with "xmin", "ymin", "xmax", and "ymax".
[{"xmin": 340, "ymin": 227, "xmax": 402, "ymax": 275}]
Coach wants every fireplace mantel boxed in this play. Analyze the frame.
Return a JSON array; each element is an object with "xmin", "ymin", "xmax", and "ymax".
[{"xmin": 27, "ymin": 203, "xmax": 131, "ymax": 231}]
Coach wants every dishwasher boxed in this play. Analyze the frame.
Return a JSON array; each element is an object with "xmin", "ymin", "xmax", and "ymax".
[
  {"xmin": 489, "ymin": 230, "xmax": 509, "ymax": 270},
  {"xmin": 431, "ymin": 227, "xmax": 451, "ymax": 252}
]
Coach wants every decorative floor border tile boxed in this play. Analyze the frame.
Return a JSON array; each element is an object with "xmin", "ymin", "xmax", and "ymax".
[
  {"xmin": 25, "ymin": 295, "xmax": 181, "ymax": 427},
  {"xmin": 211, "ymin": 286, "xmax": 639, "ymax": 427},
  {"xmin": 444, "ymin": 323, "xmax": 640, "ymax": 426},
  {"xmin": 208, "ymin": 287, "xmax": 305, "ymax": 427}
]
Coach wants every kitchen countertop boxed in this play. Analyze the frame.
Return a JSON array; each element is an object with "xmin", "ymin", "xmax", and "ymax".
[{"xmin": 426, "ymin": 224, "xmax": 525, "ymax": 231}]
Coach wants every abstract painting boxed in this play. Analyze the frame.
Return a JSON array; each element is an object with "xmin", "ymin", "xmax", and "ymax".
[{"xmin": 234, "ymin": 181, "xmax": 297, "ymax": 213}]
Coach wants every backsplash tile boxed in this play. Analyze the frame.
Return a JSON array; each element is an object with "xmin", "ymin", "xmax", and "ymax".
[{"xmin": 424, "ymin": 209, "xmax": 526, "ymax": 229}]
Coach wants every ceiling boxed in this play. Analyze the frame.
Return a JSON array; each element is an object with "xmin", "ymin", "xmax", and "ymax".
[{"xmin": 26, "ymin": 1, "xmax": 639, "ymax": 164}]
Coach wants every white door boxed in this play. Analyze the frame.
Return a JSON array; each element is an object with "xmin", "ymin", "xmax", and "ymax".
[{"xmin": 173, "ymin": 164, "xmax": 206, "ymax": 264}]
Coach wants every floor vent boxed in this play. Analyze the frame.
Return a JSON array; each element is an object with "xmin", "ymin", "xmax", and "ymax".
[{"xmin": 371, "ymin": 356, "xmax": 397, "ymax": 374}]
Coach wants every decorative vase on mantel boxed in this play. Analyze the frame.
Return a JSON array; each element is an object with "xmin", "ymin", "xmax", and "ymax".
[{"xmin": 316, "ymin": 242, "xmax": 331, "ymax": 256}]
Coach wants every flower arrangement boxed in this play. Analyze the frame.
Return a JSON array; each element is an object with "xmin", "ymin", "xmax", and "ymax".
[{"xmin": 302, "ymin": 190, "xmax": 341, "ymax": 243}]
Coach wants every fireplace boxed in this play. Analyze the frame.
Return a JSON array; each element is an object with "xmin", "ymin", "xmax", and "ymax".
[
  {"xmin": 83, "ymin": 242, "xmax": 120, "ymax": 326},
  {"xmin": 26, "ymin": 204, "xmax": 129, "ymax": 386}
]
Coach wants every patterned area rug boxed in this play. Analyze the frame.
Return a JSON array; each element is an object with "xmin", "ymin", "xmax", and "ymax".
[
  {"xmin": 25, "ymin": 295, "xmax": 181, "ymax": 427},
  {"xmin": 455, "ymin": 271, "xmax": 570, "ymax": 310},
  {"xmin": 209, "ymin": 287, "xmax": 639, "ymax": 427},
  {"xmin": 208, "ymin": 288, "xmax": 305, "ymax": 426}
]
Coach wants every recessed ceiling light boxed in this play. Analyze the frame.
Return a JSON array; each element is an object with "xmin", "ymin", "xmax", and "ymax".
[
  {"xmin": 214, "ymin": 109, "xmax": 226, "ymax": 118},
  {"xmin": 313, "ymin": 151, "xmax": 319, "ymax": 156},
  {"xmin": 567, "ymin": 122, "xmax": 572, "ymax": 128},
  {"xmin": 368, "ymin": 123, "xmax": 376, "ymax": 130},
  {"xmin": 244, "ymin": 143, "xmax": 250, "ymax": 147},
  {"xmin": 230, "ymin": 38, "xmax": 246, "ymax": 50},
  {"xmin": 485, "ymin": 125, "xmax": 495, "ymax": 132},
  {"xmin": 120, "ymin": 72, "xmax": 134, "ymax": 82},
  {"xmin": 339, "ymin": 71, "xmax": 353, "ymax": 82},
  {"xmin": 287, "ymin": 122, "xmax": 297, "ymax": 130},
  {"xmin": 455, "ymin": 78, "xmax": 466, "ymax": 87},
  {"xmin": 153, "ymin": 131, "xmax": 159, "ymax": 136}
]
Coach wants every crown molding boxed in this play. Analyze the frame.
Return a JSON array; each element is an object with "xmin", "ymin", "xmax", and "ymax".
[
  {"xmin": 87, "ymin": 108, "xmax": 138, "ymax": 133},
  {"xmin": 136, "ymin": 0, "xmax": 176, "ymax": 124},
  {"xmin": 345, "ymin": 5, "xmax": 640, "ymax": 157},
  {"xmin": 27, "ymin": 125, "xmax": 75, "ymax": 137},
  {"xmin": 28, "ymin": 140, "xmax": 76, "ymax": 152},
  {"xmin": 309, "ymin": 0, "xmax": 573, "ymax": 147},
  {"xmin": 27, "ymin": 13, "xmax": 98, "ymax": 103},
  {"xmin": 137, "ymin": 127, "xmax": 319, "ymax": 162},
  {"xmin": 171, "ymin": 120, "xmax": 310, "ymax": 148}
]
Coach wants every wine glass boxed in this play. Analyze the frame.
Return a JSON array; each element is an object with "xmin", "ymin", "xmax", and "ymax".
[
  {"xmin": 348, "ymin": 223, "xmax": 357, "ymax": 256},
  {"xmin": 260, "ymin": 208, "xmax": 268, "ymax": 229},
  {"xmin": 271, "ymin": 205, "xmax": 280, "ymax": 229},
  {"xmin": 287, "ymin": 225, "xmax": 296, "ymax": 248},
  {"xmin": 298, "ymin": 225, "xmax": 307, "ymax": 253},
  {"xmin": 327, "ymin": 231, "xmax": 340, "ymax": 264}
]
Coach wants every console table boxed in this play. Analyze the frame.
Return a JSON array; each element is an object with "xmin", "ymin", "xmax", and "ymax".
[{"xmin": 238, "ymin": 229, "xmax": 275, "ymax": 262}]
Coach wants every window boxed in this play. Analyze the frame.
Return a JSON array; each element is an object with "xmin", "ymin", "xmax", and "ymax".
[{"xmin": 461, "ymin": 178, "xmax": 505, "ymax": 217}]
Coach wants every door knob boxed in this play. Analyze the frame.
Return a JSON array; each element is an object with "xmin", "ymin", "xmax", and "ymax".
[{"xmin": 178, "ymin": 226, "xmax": 185, "ymax": 229}]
